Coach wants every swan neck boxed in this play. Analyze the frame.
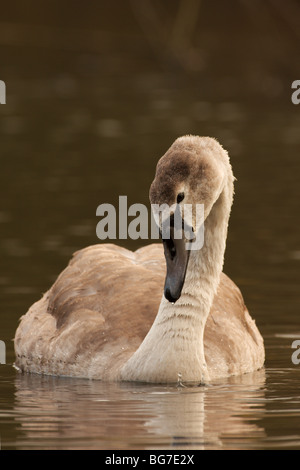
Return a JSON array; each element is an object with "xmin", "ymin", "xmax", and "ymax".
[{"xmin": 120, "ymin": 185, "xmax": 232, "ymax": 384}]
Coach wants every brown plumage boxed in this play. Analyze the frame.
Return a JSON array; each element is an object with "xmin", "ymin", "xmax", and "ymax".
[
  {"xmin": 14, "ymin": 243, "xmax": 263, "ymax": 381},
  {"xmin": 14, "ymin": 136, "xmax": 265, "ymax": 383}
]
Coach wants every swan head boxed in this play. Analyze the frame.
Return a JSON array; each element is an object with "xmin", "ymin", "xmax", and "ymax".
[{"xmin": 149, "ymin": 135, "xmax": 233, "ymax": 303}]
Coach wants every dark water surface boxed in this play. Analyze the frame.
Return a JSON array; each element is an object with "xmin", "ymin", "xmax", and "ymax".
[{"xmin": 1, "ymin": 1, "xmax": 300, "ymax": 450}]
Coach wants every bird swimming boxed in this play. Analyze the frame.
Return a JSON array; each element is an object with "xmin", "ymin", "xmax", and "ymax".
[{"xmin": 14, "ymin": 135, "xmax": 265, "ymax": 384}]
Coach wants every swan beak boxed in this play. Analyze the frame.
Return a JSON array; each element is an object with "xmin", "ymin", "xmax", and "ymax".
[{"xmin": 162, "ymin": 218, "xmax": 191, "ymax": 303}]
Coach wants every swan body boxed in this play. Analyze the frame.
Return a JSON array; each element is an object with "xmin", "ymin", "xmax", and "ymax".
[{"xmin": 14, "ymin": 136, "xmax": 265, "ymax": 383}]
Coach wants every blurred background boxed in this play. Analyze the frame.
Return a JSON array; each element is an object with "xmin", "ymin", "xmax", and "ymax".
[
  {"xmin": 1, "ymin": 0, "xmax": 300, "ymax": 451},
  {"xmin": 0, "ymin": 0, "xmax": 300, "ymax": 364}
]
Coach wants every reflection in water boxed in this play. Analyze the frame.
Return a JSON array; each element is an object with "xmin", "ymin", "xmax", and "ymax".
[{"xmin": 13, "ymin": 370, "xmax": 266, "ymax": 450}]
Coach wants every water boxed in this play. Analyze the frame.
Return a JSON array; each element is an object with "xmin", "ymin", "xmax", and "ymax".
[
  {"xmin": 1, "ymin": 1, "xmax": 300, "ymax": 450},
  {"xmin": 1, "ymin": 358, "xmax": 300, "ymax": 450}
]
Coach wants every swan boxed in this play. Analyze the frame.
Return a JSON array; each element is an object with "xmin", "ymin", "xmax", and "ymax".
[{"xmin": 14, "ymin": 135, "xmax": 265, "ymax": 384}]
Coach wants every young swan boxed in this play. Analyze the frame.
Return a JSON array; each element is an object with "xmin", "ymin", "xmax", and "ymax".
[{"xmin": 14, "ymin": 136, "xmax": 264, "ymax": 384}]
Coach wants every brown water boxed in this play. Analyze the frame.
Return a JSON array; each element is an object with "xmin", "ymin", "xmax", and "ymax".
[{"xmin": 1, "ymin": 1, "xmax": 300, "ymax": 450}]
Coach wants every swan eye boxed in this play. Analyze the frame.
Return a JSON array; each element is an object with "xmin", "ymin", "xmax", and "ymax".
[{"xmin": 176, "ymin": 192, "xmax": 185, "ymax": 204}]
